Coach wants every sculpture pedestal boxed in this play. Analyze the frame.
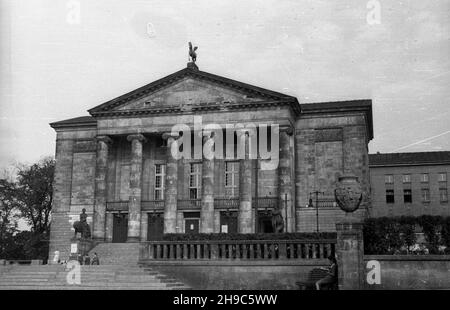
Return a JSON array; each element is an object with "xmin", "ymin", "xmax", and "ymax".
[
  {"xmin": 335, "ymin": 220, "xmax": 364, "ymax": 290},
  {"xmin": 69, "ymin": 238, "xmax": 95, "ymax": 262}
]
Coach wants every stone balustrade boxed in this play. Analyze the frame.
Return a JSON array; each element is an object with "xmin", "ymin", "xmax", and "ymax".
[{"xmin": 140, "ymin": 239, "xmax": 336, "ymax": 261}]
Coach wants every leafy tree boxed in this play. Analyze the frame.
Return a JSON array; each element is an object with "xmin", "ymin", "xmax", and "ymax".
[
  {"xmin": 15, "ymin": 157, "xmax": 54, "ymax": 235},
  {"xmin": 0, "ymin": 157, "xmax": 54, "ymax": 261},
  {"xmin": 0, "ymin": 179, "xmax": 19, "ymax": 257}
]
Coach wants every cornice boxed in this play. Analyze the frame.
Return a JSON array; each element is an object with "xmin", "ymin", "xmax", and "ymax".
[
  {"xmin": 90, "ymin": 99, "xmax": 300, "ymax": 118},
  {"xmin": 88, "ymin": 67, "xmax": 298, "ymax": 115}
]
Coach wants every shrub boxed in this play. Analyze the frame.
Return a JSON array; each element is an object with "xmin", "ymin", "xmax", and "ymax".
[{"xmin": 364, "ymin": 216, "xmax": 450, "ymax": 255}]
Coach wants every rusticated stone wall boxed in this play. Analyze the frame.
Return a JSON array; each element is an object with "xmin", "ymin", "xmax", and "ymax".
[{"xmin": 295, "ymin": 114, "xmax": 371, "ymax": 232}]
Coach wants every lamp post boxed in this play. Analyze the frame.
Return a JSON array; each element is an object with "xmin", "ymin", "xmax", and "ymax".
[
  {"xmin": 309, "ymin": 191, "xmax": 324, "ymax": 233},
  {"xmin": 284, "ymin": 193, "xmax": 288, "ymax": 232}
]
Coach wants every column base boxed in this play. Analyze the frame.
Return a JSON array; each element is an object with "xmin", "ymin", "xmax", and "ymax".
[
  {"xmin": 92, "ymin": 237, "xmax": 105, "ymax": 242},
  {"xmin": 127, "ymin": 236, "xmax": 140, "ymax": 243}
]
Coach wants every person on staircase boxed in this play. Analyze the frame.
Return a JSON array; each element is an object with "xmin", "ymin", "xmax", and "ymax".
[{"xmin": 91, "ymin": 252, "xmax": 100, "ymax": 265}]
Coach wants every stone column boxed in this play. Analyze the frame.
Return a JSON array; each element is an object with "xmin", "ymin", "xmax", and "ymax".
[
  {"xmin": 336, "ymin": 221, "xmax": 365, "ymax": 290},
  {"xmin": 162, "ymin": 132, "xmax": 179, "ymax": 233},
  {"xmin": 238, "ymin": 131, "xmax": 253, "ymax": 233},
  {"xmin": 126, "ymin": 134, "xmax": 146, "ymax": 242},
  {"xmin": 105, "ymin": 212, "xmax": 114, "ymax": 242},
  {"xmin": 140, "ymin": 212, "xmax": 148, "ymax": 241},
  {"xmin": 200, "ymin": 132, "xmax": 215, "ymax": 233},
  {"xmin": 278, "ymin": 127, "xmax": 293, "ymax": 232},
  {"xmin": 93, "ymin": 135, "xmax": 112, "ymax": 241}
]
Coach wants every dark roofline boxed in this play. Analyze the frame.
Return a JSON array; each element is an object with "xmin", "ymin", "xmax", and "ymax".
[
  {"xmin": 300, "ymin": 99, "xmax": 373, "ymax": 140},
  {"xmin": 369, "ymin": 151, "xmax": 450, "ymax": 167},
  {"xmin": 50, "ymin": 116, "xmax": 96, "ymax": 129},
  {"xmin": 88, "ymin": 65, "xmax": 299, "ymax": 115}
]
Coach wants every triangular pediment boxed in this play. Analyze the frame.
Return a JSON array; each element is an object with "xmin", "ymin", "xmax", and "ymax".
[
  {"xmin": 116, "ymin": 77, "xmax": 266, "ymax": 110},
  {"xmin": 88, "ymin": 66, "xmax": 299, "ymax": 116}
]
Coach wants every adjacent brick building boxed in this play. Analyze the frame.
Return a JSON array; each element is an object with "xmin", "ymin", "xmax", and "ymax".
[
  {"xmin": 369, "ymin": 151, "xmax": 450, "ymax": 217},
  {"xmin": 48, "ymin": 62, "xmax": 373, "ymax": 259}
]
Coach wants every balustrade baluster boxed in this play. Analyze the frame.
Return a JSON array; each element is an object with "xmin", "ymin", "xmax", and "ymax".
[
  {"xmin": 219, "ymin": 244, "xmax": 225, "ymax": 259},
  {"xmin": 249, "ymin": 244, "xmax": 254, "ymax": 259},
  {"xmin": 203, "ymin": 244, "xmax": 209, "ymax": 259},
  {"xmin": 190, "ymin": 244, "xmax": 195, "ymax": 259},
  {"xmin": 197, "ymin": 244, "xmax": 202, "ymax": 259},
  {"xmin": 162, "ymin": 244, "xmax": 168, "ymax": 259},
  {"xmin": 169, "ymin": 244, "xmax": 175, "ymax": 259},
  {"xmin": 242, "ymin": 244, "xmax": 248, "ymax": 259},
  {"xmin": 211, "ymin": 244, "xmax": 218, "ymax": 259},
  {"xmin": 279, "ymin": 243, "xmax": 287, "ymax": 259},
  {"xmin": 148, "ymin": 244, "xmax": 154, "ymax": 259},
  {"xmin": 175, "ymin": 244, "xmax": 181, "ymax": 260},
  {"xmin": 262, "ymin": 243, "xmax": 267, "ymax": 259},
  {"xmin": 319, "ymin": 243, "xmax": 324, "ymax": 259},
  {"xmin": 269, "ymin": 243, "xmax": 274, "ymax": 259},
  {"xmin": 228, "ymin": 244, "xmax": 233, "ymax": 259},
  {"xmin": 156, "ymin": 244, "xmax": 162, "ymax": 259},
  {"xmin": 183, "ymin": 244, "xmax": 188, "ymax": 259}
]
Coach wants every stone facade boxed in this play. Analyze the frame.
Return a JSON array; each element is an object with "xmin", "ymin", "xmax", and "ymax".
[{"xmin": 49, "ymin": 63, "xmax": 373, "ymax": 260}]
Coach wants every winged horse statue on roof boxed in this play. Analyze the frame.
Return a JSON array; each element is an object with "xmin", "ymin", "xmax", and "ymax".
[{"xmin": 188, "ymin": 42, "xmax": 198, "ymax": 62}]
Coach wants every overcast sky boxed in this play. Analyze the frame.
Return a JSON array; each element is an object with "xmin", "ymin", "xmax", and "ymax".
[{"xmin": 1, "ymin": 0, "xmax": 449, "ymax": 169}]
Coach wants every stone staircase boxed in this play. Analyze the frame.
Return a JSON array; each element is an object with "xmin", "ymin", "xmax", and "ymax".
[
  {"xmin": 89, "ymin": 243, "xmax": 140, "ymax": 265},
  {"xmin": 0, "ymin": 264, "xmax": 191, "ymax": 290}
]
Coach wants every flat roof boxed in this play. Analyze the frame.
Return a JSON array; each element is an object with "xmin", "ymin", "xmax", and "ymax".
[{"xmin": 369, "ymin": 151, "xmax": 450, "ymax": 167}]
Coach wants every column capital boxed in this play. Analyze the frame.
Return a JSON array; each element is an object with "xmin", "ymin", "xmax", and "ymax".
[
  {"xmin": 127, "ymin": 134, "xmax": 147, "ymax": 143},
  {"xmin": 279, "ymin": 126, "xmax": 294, "ymax": 136},
  {"xmin": 95, "ymin": 135, "xmax": 113, "ymax": 145},
  {"xmin": 162, "ymin": 132, "xmax": 180, "ymax": 141}
]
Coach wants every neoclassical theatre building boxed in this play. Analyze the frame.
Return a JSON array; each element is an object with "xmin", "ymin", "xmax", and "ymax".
[{"xmin": 49, "ymin": 61, "xmax": 373, "ymax": 258}]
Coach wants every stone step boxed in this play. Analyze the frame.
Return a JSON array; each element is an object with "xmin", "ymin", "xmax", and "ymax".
[{"xmin": 0, "ymin": 260, "xmax": 190, "ymax": 290}]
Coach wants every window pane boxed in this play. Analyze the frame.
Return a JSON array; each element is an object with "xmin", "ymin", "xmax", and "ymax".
[
  {"xmin": 439, "ymin": 173, "xmax": 447, "ymax": 182},
  {"xmin": 404, "ymin": 189, "xmax": 412, "ymax": 203},
  {"xmin": 154, "ymin": 189, "xmax": 161, "ymax": 200},
  {"xmin": 421, "ymin": 189, "xmax": 430, "ymax": 202},
  {"xmin": 386, "ymin": 189, "xmax": 394, "ymax": 204},
  {"xmin": 190, "ymin": 188, "xmax": 198, "ymax": 199},
  {"xmin": 402, "ymin": 174, "xmax": 411, "ymax": 183},
  {"xmin": 421, "ymin": 174, "xmax": 429, "ymax": 182},
  {"xmin": 440, "ymin": 188, "xmax": 448, "ymax": 202},
  {"xmin": 385, "ymin": 175, "xmax": 393, "ymax": 184}
]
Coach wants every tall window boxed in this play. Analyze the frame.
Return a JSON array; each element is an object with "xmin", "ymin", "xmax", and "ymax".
[
  {"xmin": 404, "ymin": 189, "xmax": 412, "ymax": 203},
  {"xmin": 438, "ymin": 173, "xmax": 447, "ymax": 182},
  {"xmin": 225, "ymin": 161, "xmax": 239, "ymax": 197},
  {"xmin": 154, "ymin": 164, "xmax": 166, "ymax": 200},
  {"xmin": 420, "ymin": 173, "xmax": 429, "ymax": 183},
  {"xmin": 440, "ymin": 188, "xmax": 448, "ymax": 203},
  {"xmin": 421, "ymin": 188, "xmax": 430, "ymax": 202},
  {"xmin": 189, "ymin": 163, "xmax": 202, "ymax": 199},
  {"xmin": 385, "ymin": 175, "xmax": 394, "ymax": 184},
  {"xmin": 386, "ymin": 189, "xmax": 395, "ymax": 204},
  {"xmin": 402, "ymin": 174, "xmax": 411, "ymax": 183}
]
